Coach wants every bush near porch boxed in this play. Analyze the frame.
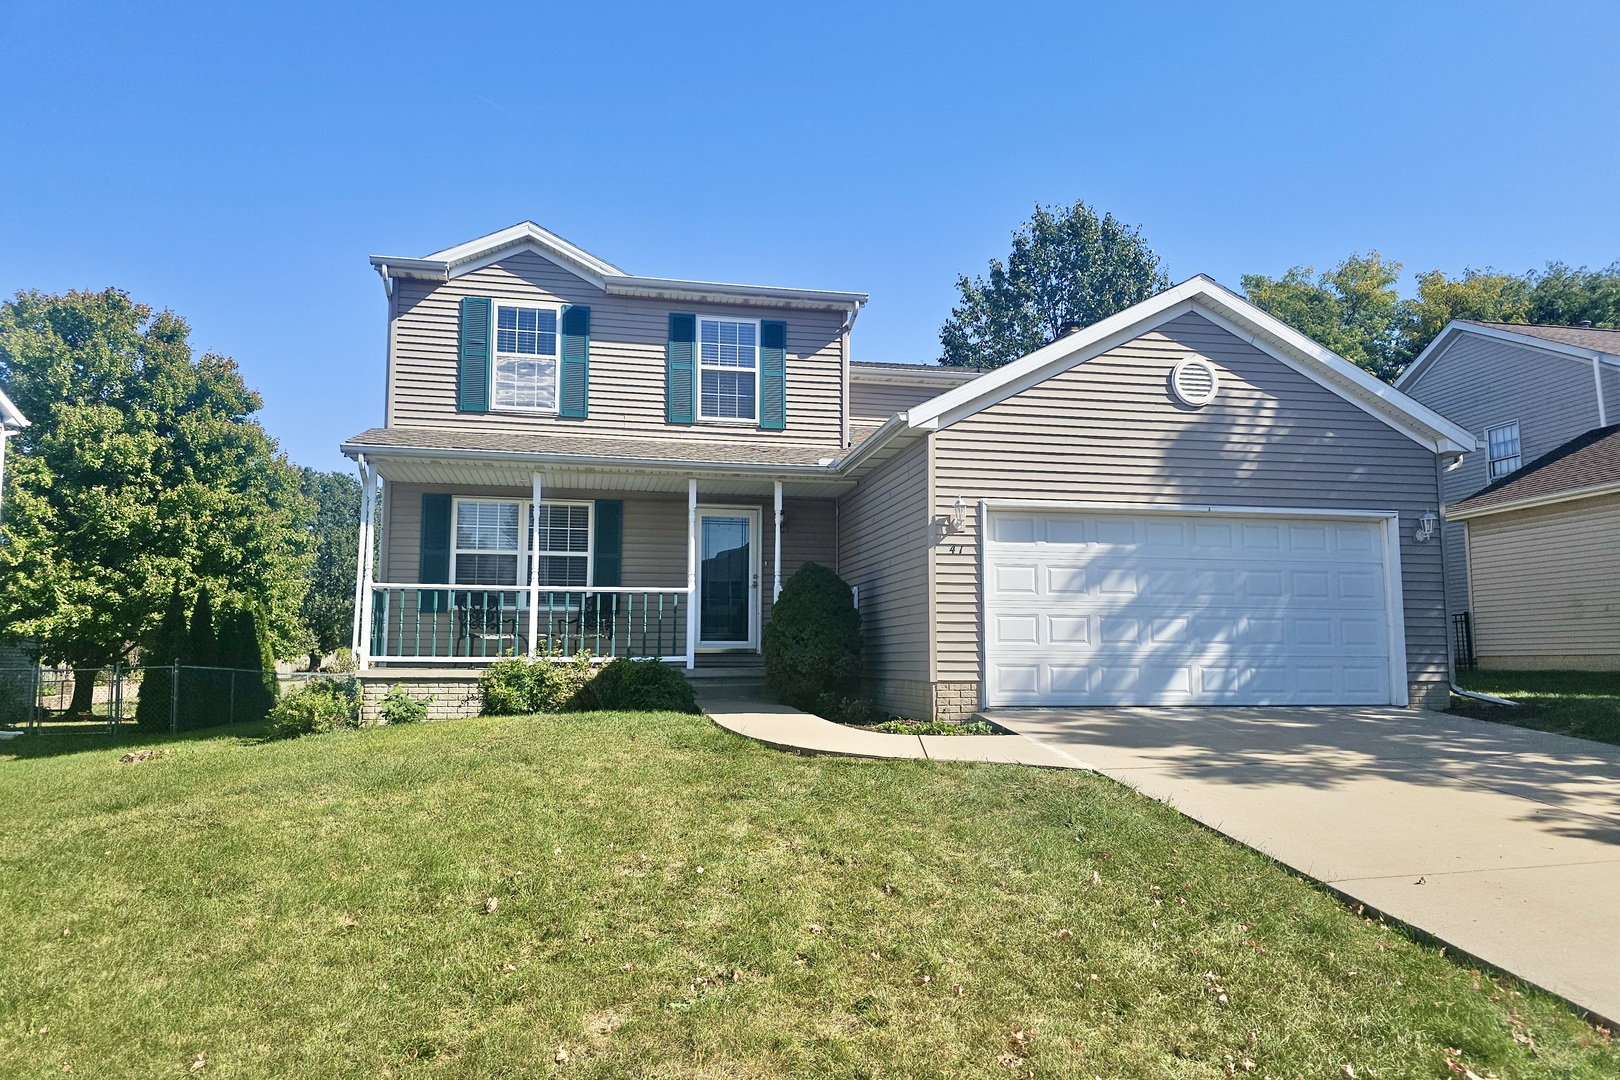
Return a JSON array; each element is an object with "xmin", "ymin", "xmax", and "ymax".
[
  {"xmin": 762, "ymin": 562, "xmax": 862, "ymax": 711},
  {"xmin": 1, "ymin": 711, "xmax": 1614, "ymax": 1077},
  {"xmin": 479, "ymin": 654, "xmax": 697, "ymax": 715}
]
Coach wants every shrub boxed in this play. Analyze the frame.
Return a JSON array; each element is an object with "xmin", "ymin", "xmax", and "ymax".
[
  {"xmin": 0, "ymin": 667, "xmax": 33, "ymax": 727},
  {"xmin": 379, "ymin": 684, "xmax": 428, "ymax": 725},
  {"xmin": 815, "ymin": 693, "xmax": 880, "ymax": 727},
  {"xmin": 570, "ymin": 658, "xmax": 698, "ymax": 713},
  {"xmin": 479, "ymin": 651, "xmax": 596, "ymax": 715},
  {"xmin": 324, "ymin": 648, "xmax": 358, "ymax": 673},
  {"xmin": 268, "ymin": 678, "xmax": 360, "ymax": 739},
  {"xmin": 762, "ymin": 562, "xmax": 862, "ymax": 710}
]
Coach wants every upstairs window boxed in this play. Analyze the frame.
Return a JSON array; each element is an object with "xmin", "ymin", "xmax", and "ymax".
[
  {"xmin": 699, "ymin": 317, "xmax": 758, "ymax": 421},
  {"xmin": 1486, "ymin": 422, "xmax": 1521, "ymax": 480},
  {"xmin": 493, "ymin": 303, "xmax": 559, "ymax": 411}
]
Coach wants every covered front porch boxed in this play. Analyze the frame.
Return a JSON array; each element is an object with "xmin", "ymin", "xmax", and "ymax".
[{"xmin": 346, "ymin": 446, "xmax": 848, "ymax": 670}]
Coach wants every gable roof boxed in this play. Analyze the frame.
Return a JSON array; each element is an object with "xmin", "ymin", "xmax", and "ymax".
[
  {"xmin": 850, "ymin": 361, "xmax": 981, "ymax": 387},
  {"xmin": 370, "ymin": 222, "xmax": 867, "ymax": 312},
  {"xmin": 1395, "ymin": 319, "xmax": 1620, "ymax": 390},
  {"xmin": 840, "ymin": 275, "xmax": 1475, "ymax": 476},
  {"xmin": 1447, "ymin": 423, "xmax": 1620, "ymax": 520},
  {"xmin": 0, "ymin": 387, "xmax": 27, "ymax": 430}
]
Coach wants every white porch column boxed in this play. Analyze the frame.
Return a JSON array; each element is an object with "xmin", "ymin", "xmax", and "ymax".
[
  {"xmin": 349, "ymin": 454, "xmax": 370, "ymax": 655},
  {"xmin": 527, "ymin": 472, "xmax": 542, "ymax": 657},
  {"xmin": 686, "ymin": 478, "xmax": 698, "ymax": 669},
  {"xmin": 773, "ymin": 479, "xmax": 784, "ymax": 601},
  {"xmin": 353, "ymin": 457, "xmax": 379, "ymax": 670}
]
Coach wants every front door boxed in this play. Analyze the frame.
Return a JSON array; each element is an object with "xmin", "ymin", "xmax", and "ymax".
[{"xmin": 697, "ymin": 508, "xmax": 761, "ymax": 650}]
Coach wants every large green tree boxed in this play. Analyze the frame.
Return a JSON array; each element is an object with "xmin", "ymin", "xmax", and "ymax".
[
  {"xmin": 1525, "ymin": 262, "xmax": 1620, "ymax": 328},
  {"xmin": 1402, "ymin": 268, "xmax": 1533, "ymax": 358},
  {"xmin": 0, "ymin": 288, "xmax": 313, "ymax": 713},
  {"xmin": 1242, "ymin": 253, "xmax": 1407, "ymax": 382},
  {"xmin": 298, "ymin": 467, "xmax": 361, "ymax": 669},
  {"xmin": 939, "ymin": 201, "xmax": 1170, "ymax": 369}
]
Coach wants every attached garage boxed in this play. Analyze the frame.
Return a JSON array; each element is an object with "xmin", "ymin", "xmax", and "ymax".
[{"xmin": 983, "ymin": 506, "xmax": 1407, "ymax": 707}]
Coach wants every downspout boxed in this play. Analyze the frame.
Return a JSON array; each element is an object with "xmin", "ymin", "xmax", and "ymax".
[
  {"xmin": 1438, "ymin": 448, "xmax": 1516, "ymax": 707},
  {"xmin": 1452, "ymin": 684, "xmax": 1517, "ymax": 706},
  {"xmin": 840, "ymin": 302, "xmax": 863, "ymax": 448},
  {"xmin": 378, "ymin": 263, "xmax": 395, "ymax": 429},
  {"xmin": 1593, "ymin": 356, "xmax": 1608, "ymax": 427}
]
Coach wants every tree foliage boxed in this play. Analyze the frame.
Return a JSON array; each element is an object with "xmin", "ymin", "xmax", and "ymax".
[
  {"xmin": 298, "ymin": 467, "xmax": 361, "ymax": 667},
  {"xmin": 939, "ymin": 201, "xmax": 1170, "ymax": 369},
  {"xmin": 1244, "ymin": 256, "xmax": 1620, "ymax": 383},
  {"xmin": 0, "ymin": 288, "xmax": 313, "ymax": 711}
]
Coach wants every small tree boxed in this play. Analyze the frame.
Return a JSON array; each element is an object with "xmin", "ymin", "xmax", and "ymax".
[
  {"xmin": 220, "ymin": 603, "xmax": 278, "ymax": 724},
  {"xmin": 135, "ymin": 583, "xmax": 187, "ymax": 730},
  {"xmin": 762, "ymin": 563, "xmax": 862, "ymax": 711},
  {"xmin": 179, "ymin": 589, "xmax": 223, "ymax": 729}
]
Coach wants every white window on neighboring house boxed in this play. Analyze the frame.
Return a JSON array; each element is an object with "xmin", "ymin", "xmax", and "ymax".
[
  {"xmin": 1486, "ymin": 421, "xmax": 1522, "ymax": 480},
  {"xmin": 450, "ymin": 499, "xmax": 592, "ymax": 591},
  {"xmin": 698, "ymin": 317, "xmax": 758, "ymax": 421},
  {"xmin": 493, "ymin": 303, "xmax": 560, "ymax": 411}
]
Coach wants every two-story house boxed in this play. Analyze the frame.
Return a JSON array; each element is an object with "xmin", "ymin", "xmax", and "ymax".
[
  {"xmin": 343, "ymin": 223, "xmax": 1475, "ymax": 719},
  {"xmin": 1397, "ymin": 321, "xmax": 1620, "ymax": 670}
]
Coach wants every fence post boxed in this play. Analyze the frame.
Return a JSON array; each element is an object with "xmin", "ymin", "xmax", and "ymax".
[
  {"xmin": 171, "ymin": 660, "xmax": 180, "ymax": 734},
  {"xmin": 31, "ymin": 664, "xmax": 40, "ymax": 731},
  {"xmin": 230, "ymin": 669, "xmax": 237, "ymax": 726},
  {"xmin": 111, "ymin": 662, "xmax": 121, "ymax": 735}
]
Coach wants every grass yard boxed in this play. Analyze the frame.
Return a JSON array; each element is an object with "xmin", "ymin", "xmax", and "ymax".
[
  {"xmin": 1, "ymin": 715, "xmax": 1615, "ymax": 1079},
  {"xmin": 1454, "ymin": 669, "xmax": 1620, "ymax": 747}
]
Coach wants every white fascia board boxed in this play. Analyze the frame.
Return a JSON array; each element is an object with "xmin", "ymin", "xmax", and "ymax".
[
  {"xmin": 850, "ymin": 364, "xmax": 981, "ymax": 386},
  {"xmin": 369, "ymin": 256, "xmax": 448, "ymax": 281},
  {"xmin": 1445, "ymin": 478, "xmax": 1620, "ymax": 521},
  {"xmin": 338, "ymin": 440, "xmax": 842, "ymax": 479},
  {"xmin": 426, "ymin": 222, "xmax": 626, "ymax": 277},
  {"xmin": 1399, "ymin": 321, "xmax": 1620, "ymax": 391},
  {"xmin": 605, "ymin": 276, "xmax": 867, "ymax": 312},
  {"xmin": 832, "ymin": 412, "xmax": 916, "ymax": 474},
  {"xmin": 0, "ymin": 387, "xmax": 27, "ymax": 428},
  {"xmin": 907, "ymin": 276, "xmax": 1477, "ymax": 455}
]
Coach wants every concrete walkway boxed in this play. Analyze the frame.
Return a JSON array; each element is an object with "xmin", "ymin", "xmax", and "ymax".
[
  {"xmin": 994, "ymin": 706, "xmax": 1620, "ymax": 1025},
  {"xmin": 701, "ymin": 689, "xmax": 1620, "ymax": 1024},
  {"xmin": 696, "ymin": 690, "xmax": 1077, "ymax": 767}
]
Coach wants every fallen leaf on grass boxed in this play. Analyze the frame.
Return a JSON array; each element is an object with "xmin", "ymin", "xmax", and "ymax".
[
  {"xmin": 1444, "ymin": 1056, "xmax": 1499, "ymax": 1080},
  {"xmin": 1056, "ymin": 928, "xmax": 1072, "ymax": 940},
  {"xmin": 554, "ymin": 1046, "xmax": 570, "ymax": 1064},
  {"xmin": 189, "ymin": 1053, "xmax": 207, "ymax": 1072},
  {"xmin": 1089, "ymin": 870, "xmax": 1102, "ymax": 886},
  {"xmin": 1006, "ymin": 1027, "xmax": 1032, "ymax": 1050},
  {"xmin": 1339, "ymin": 1066, "xmax": 1356, "ymax": 1079},
  {"xmin": 483, "ymin": 897, "xmax": 498, "ymax": 915},
  {"xmin": 996, "ymin": 1053, "xmax": 1024, "ymax": 1070}
]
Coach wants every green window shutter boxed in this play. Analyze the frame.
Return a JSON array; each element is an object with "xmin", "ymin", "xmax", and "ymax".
[
  {"xmin": 458, "ymin": 297, "xmax": 491, "ymax": 412},
  {"xmin": 592, "ymin": 500, "xmax": 623, "ymax": 587},
  {"xmin": 760, "ymin": 320, "xmax": 787, "ymax": 430},
  {"xmin": 418, "ymin": 493, "xmax": 452, "ymax": 612},
  {"xmin": 559, "ymin": 304, "xmax": 590, "ymax": 418},
  {"xmin": 667, "ymin": 313, "xmax": 696, "ymax": 424}
]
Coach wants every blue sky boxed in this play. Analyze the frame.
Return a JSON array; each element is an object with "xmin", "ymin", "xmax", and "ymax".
[{"xmin": 2, "ymin": 1, "xmax": 1617, "ymax": 472}]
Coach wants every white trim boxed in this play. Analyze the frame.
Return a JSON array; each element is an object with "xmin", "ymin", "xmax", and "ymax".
[
  {"xmin": 447, "ymin": 495, "xmax": 593, "ymax": 593},
  {"xmin": 772, "ymin": 480, "xmax": 784, "ymax": 602},
  {"xmin": 0, "ymin": 387, "xmax": 28, "ymax": 430},
  {"xmin": 978, "ymin": 501, "xmax": 1409, "ymax": 708},
  {"xmin": 695, "ymin": 505, "xmax": 763, "ymax": 651},
  {"xmin": 1170, "ymin": 357, "xmax": 1220, "ymax": 407},
  {"xmin": 905, "ymin": 277, "xmax": 1476, "ymax": 455},
  {"xmin": 1397, "ymin": 320, "xmax": 1620, "ymax": 391},
  {"xmin": 849, "ymin": 364, "xmax": 981, "ymax": 387},
  {"xmin": 527, "ymin": 473, "xmax": 542, "ymax": 657},
  {"xmin": 354, "ymin": 460, "xmax": 379, "ymax": 670},
  {"xmin": 686, "ymin": 480, "xmax": 698, "ymax": 669},
  {"xmin": 1446, "ymin": 478, "xmax": 1620, "ymax": 521},
  {"xmin": 695, "ymin": 315, "xmax": 763, "ymax": 424},
  {"xmin": 489, "ymin": 299, "xmax": 563, "ymax": 415},
  {"xmin": 1594, "ymin": 358, "xmax": 1608, "ymax": 427},
  {"xmin": 1484, "ymin": 420, "xmax": 1523, "ymax": 480}
]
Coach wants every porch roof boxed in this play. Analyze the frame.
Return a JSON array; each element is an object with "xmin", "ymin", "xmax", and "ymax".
[{"xmin": 341, "ymin": 426, "xmax": 854, "ymax": 497}]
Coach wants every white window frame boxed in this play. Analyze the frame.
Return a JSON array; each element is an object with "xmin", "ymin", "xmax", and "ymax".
[
  {"xmin": 491, "ymin": 300, "xmax": 564, "ymax": 414},
  {"xmin": 696, "ymin": 315, "xmax": 762, "ymax": 424},
  {"xmin": 1485, "ymin": 420, "xmax": 1522, "ymax": 480},
  {"xmin": 448, "ymin": 497, "xmax": 593, "ymax": 594}
]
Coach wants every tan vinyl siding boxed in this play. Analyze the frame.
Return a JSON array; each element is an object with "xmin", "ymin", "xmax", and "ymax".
[
  {"xmin": 1467, "ymin": 495, "xmax": 1620, "ymax": 667},
  {"xmin": 1403, "ymin": 332, "xmax": 1609, "ymax": 617},
  {"xmin": 388, "ymin": 251, "xmax": 846, "ymax": 452},
  {"xmin": 930, "ymin": 311, "xmax": 1449, "ymax": 705},
  {"xmin": 850, "ymin": 379, "xmax": 955, "ymax": 423},
  {"xmin": 836, "ymin": 439, "xmax": 931, "ymax": 689},
  {"xmin": 380, "ymin": 482, "xmax": 834, "ymax": 632}
]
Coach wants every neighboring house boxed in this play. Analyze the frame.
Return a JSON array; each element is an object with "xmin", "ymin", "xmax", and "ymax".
[
  {"xmin": 0, "ymin": 385, "xmax": 27, "ymax": 517},
  {"xmin": 342, "ymin": 223, "xmax": 1474, "ymax": 719},
  {"xmin": 1395, "ymin": 321, "xmax": 1620, "ymax": 663},
  {"xmin": 1443, "ymin": 424, "xmax": 1620, "ymax": 670}
]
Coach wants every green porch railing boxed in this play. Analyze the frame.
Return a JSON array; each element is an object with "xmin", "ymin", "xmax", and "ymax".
[{"xmin": 367, "ymin": 585, "xmax": 688, "ymax": 663}]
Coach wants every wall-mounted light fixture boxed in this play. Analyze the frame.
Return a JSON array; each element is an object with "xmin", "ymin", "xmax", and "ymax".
[
  {"xmin": 950, "ymin": 496, "xmax": 967, "ymax": 532},
  {"xmin": 1415, "ymin": 511, "xmax": 1438, "ymax": 542}
]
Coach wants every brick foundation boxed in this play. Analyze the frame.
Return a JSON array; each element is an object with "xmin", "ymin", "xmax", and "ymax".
[
  {"xmin": 932, "ymin": 682, "xmax": 982, "ymax": 721},
  {"xmin": 358, "ymin": 671, "xmax": 482, "ymax": 723}
]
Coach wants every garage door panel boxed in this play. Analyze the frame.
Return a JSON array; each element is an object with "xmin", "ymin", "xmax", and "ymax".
[{"xmin": 984, "ymin": 510, "xmax": 1395, "ymax": 707}]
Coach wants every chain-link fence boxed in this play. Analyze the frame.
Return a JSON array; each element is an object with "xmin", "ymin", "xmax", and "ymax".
[{"xmin": 0, "ymin": 663, "xmax": 286, "ymax": 736}]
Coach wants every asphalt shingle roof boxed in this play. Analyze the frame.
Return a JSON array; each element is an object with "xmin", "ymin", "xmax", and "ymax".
[
  {"xmin": 1468, "ymin": 321, "xmax": 1620, "ymax": 355},
  {"xmin": 1449, "ymin": 423, "xmax": 1620, "ymax": 515},
  {"xmin": 343, "ymin": 427, "xmax": 837, "ymax": 467}
]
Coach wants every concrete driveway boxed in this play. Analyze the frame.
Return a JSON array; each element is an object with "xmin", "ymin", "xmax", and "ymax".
[{"xmin": 991, "ymin": 706, "xmax": 1620, "ymax": 1024}]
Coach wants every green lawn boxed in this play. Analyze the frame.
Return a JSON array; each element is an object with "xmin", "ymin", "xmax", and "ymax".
[
  {"xmin": 2, "ymin": 715, "xmax": 1614, "ymax": 1078},
  {"xmin": 1454, "ymin": 670, "xmax": 1620, "ymax": 747}
]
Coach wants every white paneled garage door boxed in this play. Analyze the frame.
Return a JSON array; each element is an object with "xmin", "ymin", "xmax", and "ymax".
[{"xmin": 984, "ymin": 508, "xmax": 1400, "ymax": 707}]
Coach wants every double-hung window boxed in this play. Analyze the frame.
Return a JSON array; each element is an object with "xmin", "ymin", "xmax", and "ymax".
[
  {"xmin": 450, "ymin": 499, "xmax": 591, "ymax": 592},
  {"xmin": 1486, "ymin": 421, "xmax": 1521, "ymax": 480},
  {"xmin": 493, "ymin": 303, "xmax": 560, "ymax": 411},
  {"xmin": 699, "ymin": 317, "xmax": 758, "ymax": 421}
]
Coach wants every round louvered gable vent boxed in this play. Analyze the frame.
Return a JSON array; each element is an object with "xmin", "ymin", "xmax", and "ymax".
[{"xmin": 1170, "ymin": 358, "xmax": 1219, "ymax": 407}]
